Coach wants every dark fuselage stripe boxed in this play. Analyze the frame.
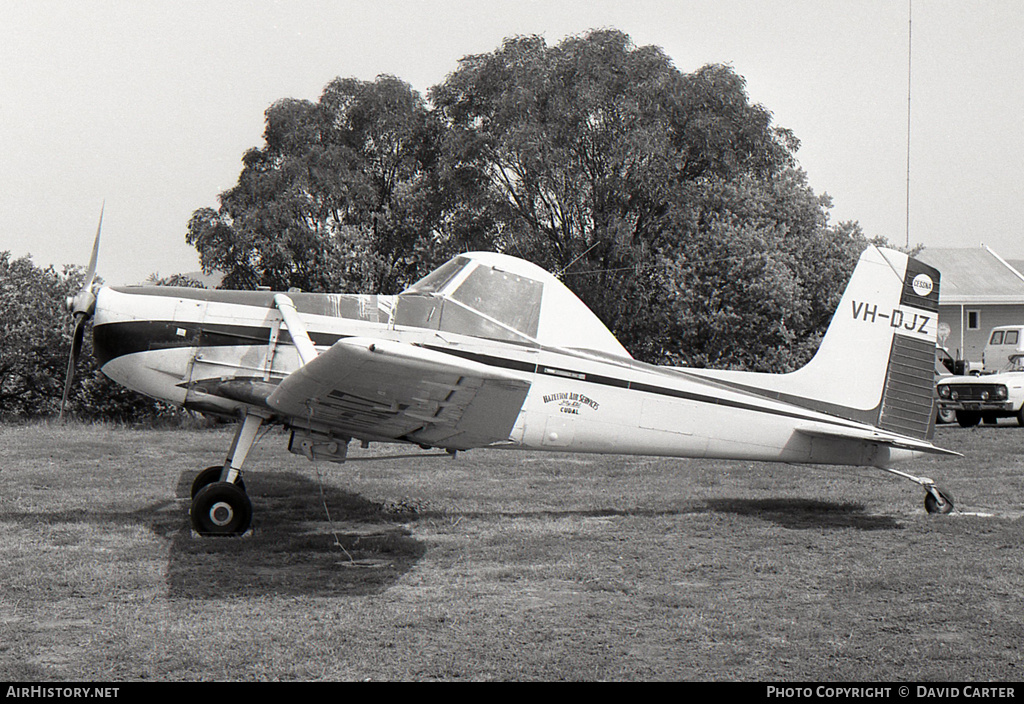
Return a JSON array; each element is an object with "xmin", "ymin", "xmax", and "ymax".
[
  {"xmin": 94, "ymin": 320, "xmax": 873, "ymax": 433},
  {"xmin": 427, "ymin": 345, "xmax": 871, "ymax": 429},
  {"xmin": 92, "ymin": 320, "xmax": 341, "ymax": 366}
]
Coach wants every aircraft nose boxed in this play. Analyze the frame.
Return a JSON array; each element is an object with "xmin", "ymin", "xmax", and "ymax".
[{"xmin": 91, "ymin": 287, "xmax": 134, "ymax": 367}]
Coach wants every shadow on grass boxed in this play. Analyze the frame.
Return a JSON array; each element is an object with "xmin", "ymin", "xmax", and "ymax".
[
  {"xmin": 417, "ymin": 499, "xmax": 902, "ymax": 531},
  {"xmin": 705, "ymin": 498, "xmax": 903, "ymax": 531},
  {"xmin": 155, "ymin": 469, "xmax": 426, "ymax": 599}
]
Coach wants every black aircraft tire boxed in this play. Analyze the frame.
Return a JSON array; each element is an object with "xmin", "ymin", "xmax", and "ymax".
[
  {"xmin": 925, "ymin": 487, "xmax": 955, "ymax": 515},
  {"xmin": 191, "ymin": 466, "xmax": 246, "ymax": 499},
  {"xmin": 191, "ymin": 481, "xmax": 253, "ymax": 537}
]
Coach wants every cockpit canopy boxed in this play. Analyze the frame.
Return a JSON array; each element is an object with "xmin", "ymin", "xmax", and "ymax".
[{"xmin": 398, "ymin": 252, "xmax": 631, "ymax": 359}]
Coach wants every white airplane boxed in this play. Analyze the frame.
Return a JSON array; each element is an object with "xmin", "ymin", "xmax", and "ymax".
[{"xmin": 63, "ymin": 213, "xmax": 958, "ymax": 535}]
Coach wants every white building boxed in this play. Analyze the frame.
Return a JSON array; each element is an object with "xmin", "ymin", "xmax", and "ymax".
[{"xmin": 915, "ymin": 246, "xmax": 1024, "ymax": 366}]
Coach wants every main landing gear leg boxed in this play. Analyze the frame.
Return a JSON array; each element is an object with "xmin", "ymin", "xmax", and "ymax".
[
  {"xmin": 880, "ymin": 467, "xmax": 955, "ymax": 515},
  {"xmin": 189, "ymin": 414, "xmax": 264, "ymax": 536}
]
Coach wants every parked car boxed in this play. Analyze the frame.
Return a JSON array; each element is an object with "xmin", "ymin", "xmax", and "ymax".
[
  {"xmin": 982, "ymin": 325, "xmax": 1024, "ymax": 372},
  {"xmin": 936, "ymin": 354, "xmax": 1024, "ymax": 427}
]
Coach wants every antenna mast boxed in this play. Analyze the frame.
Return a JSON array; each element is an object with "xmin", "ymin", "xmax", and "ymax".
[{"xmin": 906, "ymin": 0, "xmax": 913, "ymax": 248}]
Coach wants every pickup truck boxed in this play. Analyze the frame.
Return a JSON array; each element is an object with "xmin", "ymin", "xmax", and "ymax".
[{"xmin": 936, "ymin": 354, "xmax": 1024, "ymax": 427}]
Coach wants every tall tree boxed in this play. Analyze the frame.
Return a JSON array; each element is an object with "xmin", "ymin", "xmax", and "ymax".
[
  {"xmin": 186, "ymin": 29, "xmax": 874, "ymax": 370},
  {"xmin": 187, "ymin": 75, "xmax": 462, "ymax": 294},
  {"xmin": 430, "ymin": 29, "xmax": 868, "ymax": 369}
]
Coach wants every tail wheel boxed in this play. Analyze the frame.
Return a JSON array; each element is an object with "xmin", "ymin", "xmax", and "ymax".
[
  {"xmin": 191, "ymin": 481, "xmax": 252, "ymax": 536},
  {"xmin": 925, "ymin": 486, "xmax": 955, "ymax": 515}
]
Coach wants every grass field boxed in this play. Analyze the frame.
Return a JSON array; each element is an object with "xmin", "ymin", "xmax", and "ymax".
[{"xmin": 0, "ymin": 420, "xmax": 1021, "ymax": 681}]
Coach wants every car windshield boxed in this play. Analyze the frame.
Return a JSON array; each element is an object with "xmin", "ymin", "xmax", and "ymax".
[
  {"xmin": 936, "ymin": 347, "xmax": 956, "ymax": 374},
  {"xmin": 1004, "ymin": 355, "xmax": 1024, "ymax": 372}
]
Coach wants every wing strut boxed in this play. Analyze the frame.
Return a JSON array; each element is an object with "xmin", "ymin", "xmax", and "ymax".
[{"xmin": 274, "ymin": 294, "xmax": 318, "ymax": 365}]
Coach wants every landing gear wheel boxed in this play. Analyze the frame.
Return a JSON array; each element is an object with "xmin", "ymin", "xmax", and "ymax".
[
  {"xmin": 191, "ymin": 465, "xmax": 245, "ymax": 498},
  {"xmin": 191, "ymin": 481, "xmax": 253, "ymax": 536},
  {"xmin": 924, "ymin": 486, "xmax": 954, "ymax": 515}
]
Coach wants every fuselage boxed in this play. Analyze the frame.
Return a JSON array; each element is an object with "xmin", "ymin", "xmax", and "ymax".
[{"xmin": 93, "ymin": 285, "xmax": 918, "ymax": 468}]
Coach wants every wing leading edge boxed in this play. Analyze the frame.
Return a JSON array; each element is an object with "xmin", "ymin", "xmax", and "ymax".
[{"xmin": 267, "ymin": 337, "xmax": 531, "ymax": 450}]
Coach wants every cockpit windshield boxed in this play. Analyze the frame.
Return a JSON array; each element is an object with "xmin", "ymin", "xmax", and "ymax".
[
  {"xmin": 396, "ymin": 252, "xmax": 632, "ymax": 358},
  {"xmin": 397, "ymin": 258, "xmax": 542, "ymax": 343},
  {"xmin": 404, "ymin": 256, "xmax": 469, "ymax": 295}
]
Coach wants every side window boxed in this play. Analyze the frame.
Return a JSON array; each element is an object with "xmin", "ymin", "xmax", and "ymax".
[
  {"xmin": 967, "ymin": 311, "xmax": 980, "ymax": 331},
  {"xmin": 450, "ymin": 266, "xmax": 543, "ymax": 338},
  {"xmin": 1006, "ymin": 331, "xmax": 1019, "ymax": 346},
  {"xmin": 991, "ymin": 330, "xmax": 1004, "ymax": 345},
  {"xmin": 393, "ymin": 294, "xmax": 442, "ymax": 330}
]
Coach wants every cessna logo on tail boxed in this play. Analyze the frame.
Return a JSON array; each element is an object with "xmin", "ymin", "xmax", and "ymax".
[
  {"xmin": 851, "ymin": 301, "xmax": 931, "ymax": 335},
  {"xmin": 911, "ymin": 273, "xmax": 934, "ymax": 297}
]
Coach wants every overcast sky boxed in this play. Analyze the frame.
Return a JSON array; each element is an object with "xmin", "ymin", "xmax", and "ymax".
[{"xmin": 2, "ymin": 0, "xmax": 1022, "ymax": 285}]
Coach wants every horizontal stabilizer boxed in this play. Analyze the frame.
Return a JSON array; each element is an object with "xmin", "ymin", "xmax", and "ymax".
[{"xmin": 796, "ymin": 426, "xmax": 962, "ymax": 458}]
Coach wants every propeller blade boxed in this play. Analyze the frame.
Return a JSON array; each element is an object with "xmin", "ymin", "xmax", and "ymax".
[
  {"xmin": 60, "ymin": 315, "xmax": 86, "ymax": 421},
  {"xmin": 71, "ymin": 311, "xmax": 86, "ymax": 359},
  {"xmin": 60, "ymin": 204, "xmax": 104, "ymax": 422},
  {"xmin": 84, "ymin": 202, "xmax": 104, "ymax": 289}
]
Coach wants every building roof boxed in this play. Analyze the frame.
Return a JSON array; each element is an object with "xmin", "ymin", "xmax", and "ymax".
[{"xmin": 916, "ymin": 246, "xmax": 1024, "ymax": 305}]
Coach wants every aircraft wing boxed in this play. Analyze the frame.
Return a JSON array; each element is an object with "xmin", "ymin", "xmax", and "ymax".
[
  {"xmin": 795, "ymin": 425, "xmax": 962, "ymax": 457},
  {"xmin": 267, "ymin": 337, "xmax": 531, "ymax": 450}
]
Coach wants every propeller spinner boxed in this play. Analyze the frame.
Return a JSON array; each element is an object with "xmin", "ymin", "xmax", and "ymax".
[{"xmin": 59, "ymin": 205, "xmax": 104, "ymax": 420}]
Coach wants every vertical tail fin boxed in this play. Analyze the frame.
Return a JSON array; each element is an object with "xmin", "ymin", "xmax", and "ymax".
[
  {"xmin": 787, "ymin": 246, "xmax": 941, "ymax": 438},
  {"xmin": 700, "ymin": 246, "xmax": 941, "ymax": 439}
]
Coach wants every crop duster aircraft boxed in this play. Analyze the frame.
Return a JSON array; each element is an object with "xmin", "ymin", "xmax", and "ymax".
[{"xmin": 62, "ymin": 212, "xmax": 958, "ymax": 535}]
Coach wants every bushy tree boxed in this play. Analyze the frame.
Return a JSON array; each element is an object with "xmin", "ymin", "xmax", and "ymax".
[
  {"xmin": 0, "ymin": 252, "xmax": 198, "ymax": 422},
  {"xmin": 646, "ymin": 175, "xmax": 869, "ymax": 370},
  {"xmin": 430, "ymin": 29, "xmax": 869, "ymax": 369},
  {"xmin": 186, "ymin": 29, "xmax": 877, "ymax": 370},
  {"xmin": 187, "ymin": 75, "xmax": 480, "ymax": 294},
  {"xmin": 0, "ymin": 253, "xmax": 83, "ymax": 418}
]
